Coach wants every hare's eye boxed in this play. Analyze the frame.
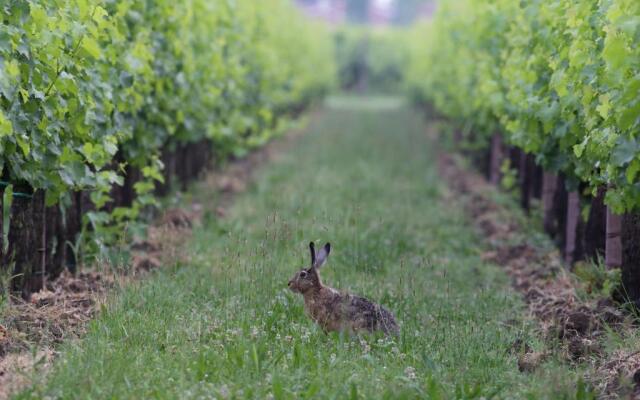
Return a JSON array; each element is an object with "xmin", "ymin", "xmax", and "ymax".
[{"xmin": 300, "ymin": 270, "xmax": 308, "ymax": 278}]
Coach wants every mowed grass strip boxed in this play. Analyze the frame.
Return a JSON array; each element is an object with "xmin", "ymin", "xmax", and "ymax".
[{"xmin": 18, "ymin": 97, "xmax": 589, "ymax": 399}]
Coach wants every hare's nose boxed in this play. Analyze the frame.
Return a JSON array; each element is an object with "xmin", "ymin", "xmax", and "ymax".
[{"xmin": 287, "ymin": 280, "xmax": 293, "ymax": 287}]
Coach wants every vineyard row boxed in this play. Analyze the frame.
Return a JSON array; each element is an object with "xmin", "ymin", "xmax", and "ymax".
[
  {"xmin": 0, "ymin": 0, "xmax": 334, "ymax": 296},
  {"xmin": 405, "ymin": 0, "xmax": 640, "ymax": 303}
]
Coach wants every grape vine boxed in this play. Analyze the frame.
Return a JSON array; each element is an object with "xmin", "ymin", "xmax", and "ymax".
[
  {"xmin": 406, "ymin": 0, "xmax": 640, "ymax": 213},
  {"xmin": 0, "ymin": 0, "xmax": 334, "ymax": 247}
]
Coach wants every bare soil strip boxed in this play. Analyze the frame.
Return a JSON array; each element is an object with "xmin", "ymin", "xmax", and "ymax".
[
  {"xmin": 437, "ymin": 151, "xmax": 640, "ymax": 398},
  {"xmin": 0, "ymin": 114, "xmax": 314, "ymax": 400}
]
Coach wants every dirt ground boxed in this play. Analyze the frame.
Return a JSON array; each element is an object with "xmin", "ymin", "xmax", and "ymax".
[
  {"xmin": 0, "ymin": 212, "xmax": 194, "ymax": 400},
  {"xmin": 437, "ymin": 151, "xmax": 640, "ymax": 398}
]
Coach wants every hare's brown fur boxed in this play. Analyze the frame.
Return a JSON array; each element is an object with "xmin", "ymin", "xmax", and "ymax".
[{"xmin": 288, "ymin": 242, "xmax": 399, "ymax": 335}]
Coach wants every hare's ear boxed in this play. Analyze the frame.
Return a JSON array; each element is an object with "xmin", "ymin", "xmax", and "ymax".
[
  {"xmin": 309, "ymin": 242, "xmax": 316, "ymax": 267},
  {"xmin": 313, "ymin": 243, "xmax": 331, "ymax": 269}
]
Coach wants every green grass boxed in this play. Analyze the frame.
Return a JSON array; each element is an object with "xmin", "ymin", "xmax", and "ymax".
[{"xmin": 18, "ymin": 96, "xmax": 591, "ymax": 399}]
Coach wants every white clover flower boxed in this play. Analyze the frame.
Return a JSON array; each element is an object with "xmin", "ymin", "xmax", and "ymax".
[
  {"xmin": 218, "ymin": 384, "xmax": 230, "ymax": 399},
  {"xmin": 404, "ymin": 366, "xmax": 417, "ymax": 380}
]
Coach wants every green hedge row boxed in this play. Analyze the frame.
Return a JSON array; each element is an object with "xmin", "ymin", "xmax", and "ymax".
[
  {"xmin": 406, "ymin": 0, "xmax": 640, "ymax": 213},
  {"xmin": 0, "ymin": 0, "xmax": 334, "ymax": 234}
]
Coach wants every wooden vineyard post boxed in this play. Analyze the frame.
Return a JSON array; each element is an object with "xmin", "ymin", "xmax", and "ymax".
[
  {"xmin": 605, "ymin": 207, "xmax": 622, "ymax": 269},
  {"xmin": 564, "ymin": 191, "xmax": 580, "ymax": 264},
  {"xmin": 178, "ymin": 143, "xmax": 190, "ymax": 190},
  {"xmin": 542, "ymin": 172, "xmax": 558, "ymax": 236},
  {"xmin": 41, "ymin": 196, "xmax": 46, "ymax": 291},
  {"xmin": 584, "ymin": 188, "xmax": 606, "ymax": 260},
  {"xmin": 521, "ymin": 153, "xmax": 536, "ymax": 213},
  {"xmin": 517, "ymin": 150, "xmax": 527, "ymax": 211},
  {"xmin": 621, "ymin": 214, "xmax": 640, "ymax": 304},
  {"xmin": 554, "ymin": 175, "xmax": 569, "ymax": 250},
  {"xmin": 530, "ymin": 163, "xmax": 543, "ymax": 200},
  {"xmin": 489, "ymin": 133, "xmax": 503, "ymax": 186},
  {"xmin": 64, "ymin": 191, "xmax": 86, "ymax": 273},
  {"xmin": 45, "ymin": 203, "xmax": 65, "ymax": 280},
  {"xmin": 7, "ymin": 189, "xmax": 46, "ymax": 298},
  {"xmin": 0, "ymin": 187, "xmax": 3, "ymax": 259}
]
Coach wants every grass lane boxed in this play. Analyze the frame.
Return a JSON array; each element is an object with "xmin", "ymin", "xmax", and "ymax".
[{"xmin": 19, "ymin": 97, "xmax": 588, "ymax": 399}]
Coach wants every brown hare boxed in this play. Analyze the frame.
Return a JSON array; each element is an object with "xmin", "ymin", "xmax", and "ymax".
[{"xmin": 288, "ymin": 242, "xmax": 399, "ymax": 336}]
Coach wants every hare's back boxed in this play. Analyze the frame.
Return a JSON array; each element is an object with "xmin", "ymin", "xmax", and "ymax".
[{"xmin": 347, "ymin": 295, "xmax": 398, "ymax": 335}]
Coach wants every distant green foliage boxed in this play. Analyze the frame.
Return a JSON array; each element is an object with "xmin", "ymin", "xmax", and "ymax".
[
  {"xmin": 0, "ymin": 0, "xmax": 334, "ymax": 236},
  {"xmin": 406, "ymin": 0, "xmax": 640, "ymax": 213},
  {"xmin": 334, "ymin": 27, "xmax": 408, "ymax": 94}
]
